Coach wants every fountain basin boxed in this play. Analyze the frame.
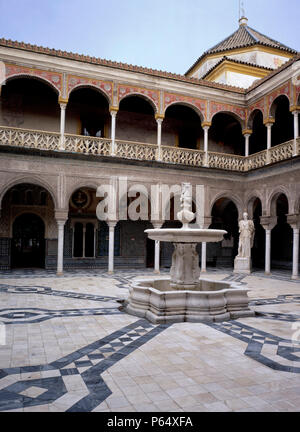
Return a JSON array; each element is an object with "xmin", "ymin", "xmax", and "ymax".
[
  {"xmin": 145, "ymin": 228, "xmax": 227, "ymax": 243},
  {"xmin": 124, "ymin": 277, "xmax": 255, "ymax": 324}
]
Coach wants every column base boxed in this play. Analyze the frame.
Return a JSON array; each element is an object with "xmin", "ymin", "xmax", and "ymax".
[
  {"xmin": 56, "ymin": 272, "xmax": 64, "ymax": 277},
  {"xmin": 291, "ymin": 275, "xmax": 299, "ymax": 280},
  {"xmin": 154, "ymin": 270, "xmax": 160, "ymax": 274},
  {"xmin": 265, "ymin": 271, "xmax": 271, "ymax": 276},
  {"xmin": 108, "ymin": 270, "xmax": 114, "ymax": 275},
  {"xmin": 201, "ymin": 269, "xmax": 207, "ymax": 273}
]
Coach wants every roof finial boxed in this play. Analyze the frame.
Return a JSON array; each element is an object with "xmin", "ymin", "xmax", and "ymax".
[{"xmin": 239, "ymin": 0, "xmax": 248, "ymax": 26}]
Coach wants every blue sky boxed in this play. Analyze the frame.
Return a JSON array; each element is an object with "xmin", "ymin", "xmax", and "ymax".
[{"xmin": 0, "ymin": 0, "xmax": 299, "ymax": 74}]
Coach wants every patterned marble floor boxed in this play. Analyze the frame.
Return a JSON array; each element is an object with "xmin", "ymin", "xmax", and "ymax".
[{"xmin": 0, "ymin": 268, "xmax": 300, "ymax": 412}]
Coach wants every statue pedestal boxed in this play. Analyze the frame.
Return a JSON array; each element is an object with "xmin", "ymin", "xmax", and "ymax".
[{"xmin": 234, "ymin": 257, "xmax": 252, "ymax": 274}]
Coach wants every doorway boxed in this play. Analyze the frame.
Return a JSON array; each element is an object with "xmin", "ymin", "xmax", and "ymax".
[{"xmin": 12, "ymin": 213, "xmax": 45, "ymax": 268}]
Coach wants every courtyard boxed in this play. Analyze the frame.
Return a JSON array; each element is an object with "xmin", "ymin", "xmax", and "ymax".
[{"xmin": 0, "ymin": 268, "xmax": 299, "ymax": 412}]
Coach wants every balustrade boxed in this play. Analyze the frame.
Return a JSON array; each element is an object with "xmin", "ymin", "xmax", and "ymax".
[{"xmin": 0, "ymin": 125, "xmax": 298, "ymax": 172}]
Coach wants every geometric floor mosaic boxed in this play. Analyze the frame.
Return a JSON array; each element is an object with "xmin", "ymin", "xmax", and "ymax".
[{"xmin": 1, "ymin": 268, "xmax": 300, "ymax": 412}]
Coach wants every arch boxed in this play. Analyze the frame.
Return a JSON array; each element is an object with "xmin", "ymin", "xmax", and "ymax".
[
  {"xmin": 210, "ymin": 192, "xmax": 244, "ymax": 218},
  {"xmin": 118, "ymin": 92, "xmax": 158, "ymax": 114},
  {"xmin": 0, "ymin": 176, "xmax": 58, "ymax": 210},
  {"xmin": 269, "ymin": 94, "xmax": 290, "ymax": 118},
  {"xmin": 164, "ymin": 101, "xmax": 204, "ymax": 122},
  {"xmin": 4, "ymin": 74, "xmax": 60, "ymax": 96},
  {"xmin": 245, "ymin": 193, "xmax": 265, "ymax": 218},
  {"xmin": 211, "ymin": 110, "xmax": 245, "ymax": 128},
  {"xmin": 68, "ymin": 84, "xmax": 111, "ymax": 105},
  {"xmin": 66, "ymin": 182, "xmax": 98, "ymax": 207},
  {"xmin": 268, "ymin": 188, "xmax": 290, "ymax": 217},
  {"xmin": 247, "ymin": 108, "xmax": 264, "ymax": 130}
]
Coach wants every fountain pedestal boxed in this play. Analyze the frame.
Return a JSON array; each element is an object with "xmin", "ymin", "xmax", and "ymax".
[{"xmin": 170, "ymin": 243, "xmax": 200, "ymax": 290}]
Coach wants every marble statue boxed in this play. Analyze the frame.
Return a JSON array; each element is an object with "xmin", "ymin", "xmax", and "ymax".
[
  {"xmin": 234, "ymin": 212, "xmax": 255, "ymax": 274},
  {"xmin": 237, "ymin": 212, "xmax": 255, "ymax": 258}
]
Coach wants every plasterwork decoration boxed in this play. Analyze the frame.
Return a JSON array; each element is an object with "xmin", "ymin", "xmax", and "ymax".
[
  {"xmin": 248, "ymin": 98, "xmax": 265, "ymax": 119},
  {"xmin": 210, "ymin": 101, "xmax": 246, "ymax": 122},
  {"xmin": 67, "ymin": 75, "xmax": 113, "ymax": 102},
  {"xmin": 118, "ymin": 85, "xmax": 159, "ymax": 112},
  {"xmin": 268, "ymin": 82, "xmax": 291, "ymax": 112},
  {"xmin": 5, "ymin": 64, "xmax": 62, "ymax": 96},
  {"xmin": 164, "ymin": 92, "xmax": 206, "ymax": 119}
]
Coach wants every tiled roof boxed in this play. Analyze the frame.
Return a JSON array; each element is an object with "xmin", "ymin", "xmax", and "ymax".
[
  {"xmin": 0, "ymin": 37, "xmax": 298, "ymax": 96},
  {"xmin": 201, "ymin": 56, "xmax": 275, "ymax": 80},
  {"xmin": 186, "ymin": 24, "xmax": 298, "ymax": 75},
  {"xmin": 0, "ymin": 37, "xmax": 247, "ymax": 93}
]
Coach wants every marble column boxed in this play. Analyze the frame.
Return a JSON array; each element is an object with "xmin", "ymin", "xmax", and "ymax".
[
  {"xmin": 202, "ymin": 122, "xmax": 211, "ymax": 167},
  {"xmin": 243, "ymin": 132, "xmax": 251, "ymax": 157},
  {"xmin": 293, "ymin": 110, "xmax": 299, "ymax": 156},
  {"xmin": 201, "ymin": 242, "xmax": 207, "ymax": 273},
  {"xmin": 265, "ymin": 229, "xmax": 271, "ymax": 275},
  {"xmin": 56, "ymin": 219, "xmax": 66, "ymax": 276},
  {"xmin": 261, "ymin": 217, "xmax": 276, "ymax": 276},
  {"xmin": 108, "ymin": 221, "xmax": 117, "ymax": 274},
  {"xmin": 110, "ymin": 109, "xmax": 118, "ymax": 156},
  {"xmin": 292, "ymin": 228, "xmax": 299, "ymax": 280},
  {"xmin": 59, "ymin": 103, "xmax": 67, "ymax": 150},
  {"xmin": 266, "ymin": 123, "xmax": 273, "ymax": 150},
  {"xmin": 156, "ymin": 117, "xmax": 163, "ymax": 161}
]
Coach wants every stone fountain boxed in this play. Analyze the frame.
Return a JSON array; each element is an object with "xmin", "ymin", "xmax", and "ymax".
[{"xmin": 124, "ymin": 183, "xmax": 255, "ymax": 324}]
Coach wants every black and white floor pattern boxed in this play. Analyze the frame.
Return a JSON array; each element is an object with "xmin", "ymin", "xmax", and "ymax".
[
  {"xmin": 0, "ymin": 320, "xmax": 169, "ymax": 412},
  {"xmin": 0, "ymin": 268, "xmax": 300, "ymax": 411}
]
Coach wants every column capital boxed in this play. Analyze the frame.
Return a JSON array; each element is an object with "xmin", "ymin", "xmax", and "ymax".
[
  {"xmin": 287, "ymin": 214, "xmax": 300, "ymax": 229},
  {"xmin": 260, "ymin": 216, "xmax": 277, "ymax": 230},
  {"xmin": 109, "ymin": 106, "xmax": 119, "ymax": 114},
  {"xmin": 263, "ymin": 118, "xmax": 275, "ymax": 126},
  {"xmin": 55, "ymin": 210, "xmax": 68, "ymax": 223},
  {"xmin": 242, "ymin": 129, "xmax": 252, "ymax": 136},
  {"xmin": 108, "ymin": 220, "xmax": 118, "ymax": 228},
  {"xmin": 201, "ymin": 121, "xmax": 211, "ymax": 129},
  {"xmin": 155, "ymin": 113, "xmax": 164, "ymax": 121},
  {"xmin": 290, "ymin": 105, "xmax": 300, "ymax": 113},
  {"xmin": 58, "ymin": 97, "xmax": 68, "ymax": 105}
]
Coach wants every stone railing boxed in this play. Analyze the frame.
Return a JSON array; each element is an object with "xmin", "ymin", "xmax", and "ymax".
[
  {"xmin": 246, "ymin": 149, "xmax": 267, "ymax": 170},
  {"xmin": 64, "ymin": 133, "xmax": 111, "ymax": 156},
  {"xmin": 115, "ymin": 139, "xmax": 157, "ymax": 162},
  {"xmin": 208, "ymin": 151, "xmax": 245, "ymax": 172},
  {"xmin": 0, "ymin": 125, "xmax": 60, "ymax": 151},
  {"xmin": 268, "ymin": 139, "xmax": 294, "ymax": 164},
  {"xmin": 161, "ymin": 145, "xmax": 204, "ymax": 167},
  {"xmin": 0, "ymin": 126, "xmax": 299, "ymax": 172}
]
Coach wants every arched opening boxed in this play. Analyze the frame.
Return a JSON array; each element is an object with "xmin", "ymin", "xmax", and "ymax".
[
  {"xmin": 0, "ymin": 77, "xmax": 59, "ymax": 131},
  {"xmin": 209, "ymin": 113, "xmax": 244, "ymax": 155},
  {"xmin": 117, "ymin": 96, "xmax": 157, "ymax": 144},
  {"xmin": 12, "ymin": 213, "xmax": 45, "ymax": 268},
  {"xmin": 249, "ymin": 198, "xmax": 265, "ymax": 268},
  {"xmin": 271, "ymin": 193, "xmax": 293, "ymax": 269},
  {"xmin": 210, "ymin": 198, "xmax": 239, "ymax": 267},
  {"xmin": 66, "ymin": 87, "xmax": 110, "ymax": 136},
  {"xmin": 118, "ymin": 191, "xmax": 153, "ymax": 268},
  {"xmin": 0, "ymin": 183, "xmax": 55, "ymax": 270},
  {"xmin": 271, "ymin": 96, "xmax": 293, "ymax": 147},
  {"xmin": 249, "ymin": 110, "xmax": 266, "ymax": 154},
  {"xmin": 163, "ymin": 104, "xmax": 202, "ymax": 150}
]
